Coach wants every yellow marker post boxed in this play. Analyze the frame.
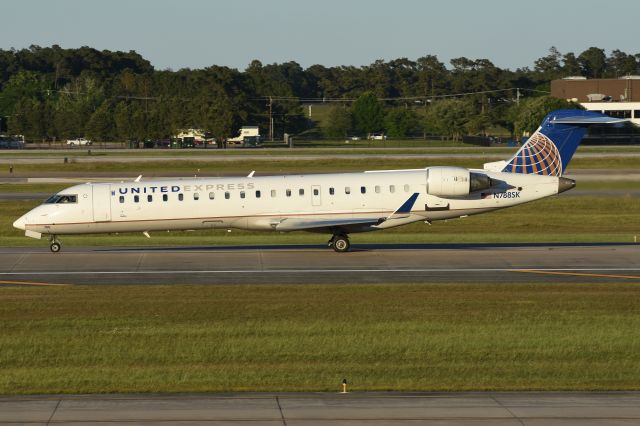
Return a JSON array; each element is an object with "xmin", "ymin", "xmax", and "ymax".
[{"xmin": 340, "ymin": 378, "xmax": 348, "ymax": 394}]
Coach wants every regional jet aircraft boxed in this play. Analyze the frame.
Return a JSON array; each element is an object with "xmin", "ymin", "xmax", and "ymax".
[{"xmin": 13, "ymin": 110, "xmax": 624, "ymax": 253}]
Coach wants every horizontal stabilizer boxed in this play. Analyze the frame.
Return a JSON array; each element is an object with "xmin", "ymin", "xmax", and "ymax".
[{"xmin": 550, "ymin": 116, "xmax": 628, "ymax": 126}]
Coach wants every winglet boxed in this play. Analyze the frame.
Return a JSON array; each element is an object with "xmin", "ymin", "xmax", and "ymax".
[
  {"xmin": 134, "ymin": 175, "xmax": 142, "ymax": 182},
  {"xmin": 247, "ymin": 171, "xmax": 255, "ymax": 178},
  {"xmin": 388, "ymin": 193, "xmax": 419, "ymax": 219}
]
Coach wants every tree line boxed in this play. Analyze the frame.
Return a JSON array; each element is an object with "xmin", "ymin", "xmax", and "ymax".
[{"xmin": 1, "ymin": 45, "xmax": 638, "ymax": 142}]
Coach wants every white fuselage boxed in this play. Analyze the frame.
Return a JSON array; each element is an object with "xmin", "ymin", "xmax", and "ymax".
[{"xmin": 14, "ymin": 167, "xmax": 562, "ymax": 237}]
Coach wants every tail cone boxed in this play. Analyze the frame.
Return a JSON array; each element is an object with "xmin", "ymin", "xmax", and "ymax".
[{"xmin": 558, "ymin": 177, "xmax": 576, "ymax": 194}]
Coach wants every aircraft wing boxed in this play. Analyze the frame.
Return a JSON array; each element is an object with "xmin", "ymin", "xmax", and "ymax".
[
  {"xmin": 275, "ymin": 216, "xmax": 386, "ymax": 232},
  {"xmin": 274, "ymin": 193, "xmax": 420, "ymax": 232}
]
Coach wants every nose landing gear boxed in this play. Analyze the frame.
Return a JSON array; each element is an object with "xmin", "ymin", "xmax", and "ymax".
[
  {"xmin": 49, "ymin": 235, "xmax": 61, "ymax": 253},
  {"xmin": 328, "ymin": 234, "xmax": 351, "ymax": 253}
]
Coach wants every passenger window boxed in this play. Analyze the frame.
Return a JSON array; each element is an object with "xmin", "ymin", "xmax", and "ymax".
[
  {"xmin": 194, "ymin": 193, "xmax": 199, "ymax": 200},
  {"xmin": 209, "ymin": 192, "xmax": 215, "ymax": 200},
  {"xmin": 119, "ymin": 196, "xmax": 125, "ymax": 203},
  {"xmin": 147, "ymin": 195, "xmax": 153, "ymax": 202},
  {"xmin": 286, "ymin": 189, "xmax": 291, "ymax": 197},
  {"xmin": 375, "ymin": 185, "xmax": 381, "ymax": 194},
  {"xmin": 271, "ymin": 189, "xmax": 276, "ymax": 197},
  {"xmin": 163, "ymin": 194, "xmax": 168, "ymax": 202},
  {"xmin": 134, "ymin": 195, "xmax": 140, "ymax": 203},
  {"xmin": 329, "ymin": 187, "xmax": 335, "ymax": 195},
  {"xmin": 345, "ymin": 187, "xmax": 351, "ymax": 194},
  {"xmin": 178, "ymin": 193, "xmax": 184, "ymax": 201},
  {"xmin": 389, "ymin": 185, "xmax": 395, "ymax": 193},
  {"xmin": 313, "ymin": 188, "xmax": 319, "ymax": 196},
  {"xmin": 404, "ymin": 184, "xmax": 410, "ymax": 192},
  {"xmin": 361, "ymin": 186, "xmax": 366, "ymax": 194},
  {"xmin": 256, "ymin": 190, "xmax": 261, "ymax": 198},
  {"xmin": 225, "ymin": 192, "xmax": 230, "ymax": 199},
  {"xmin": 240, "ymin": 191, "xmax": 245, "ymax": 199},
  {"xmin": 299, "ymin": 188, "xmax": 304, "ymax": 196}
]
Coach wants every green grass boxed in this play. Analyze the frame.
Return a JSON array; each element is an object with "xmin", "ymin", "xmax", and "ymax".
[
  {"xmin": 3, "ymin": 194, "xmax": 640, "ymax": 247},
  {"xmin": 1, "ymin": 283, "xmax": 640, "ymax": 394},
  {"xmin": 1, "ymin": 156, "xmax": 639, "ymax": 176}
]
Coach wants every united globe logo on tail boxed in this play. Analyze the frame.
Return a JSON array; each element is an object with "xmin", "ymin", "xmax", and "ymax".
[{"xmin": 503, "ymin": 132, "xmax": 562, "ymax": 176}]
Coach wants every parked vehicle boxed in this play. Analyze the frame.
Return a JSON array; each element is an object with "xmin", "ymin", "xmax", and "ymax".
[
  {"xmin": 228, "ymin": 126, "xmax": 260, "ymax": 144},
  {"xmin": 66, "ymin": 138, "xmax": 92, "ymax": 146},
  {"xmin": 368, "ymin": 133, "xmax": 387, "ymax": 140}
]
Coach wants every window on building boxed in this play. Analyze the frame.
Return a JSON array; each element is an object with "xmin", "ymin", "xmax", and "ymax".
[
  {"xmin": 119, "ymin": 195, "xmax": 125, "ymax": 203},
  {"xmin": 360, "ymin": 186, "xmax": 366, "ymax": 194},
  {"xmin": 634, "ymin": 110, "xmax": 640, "ymax": 119},
  {"xmin": 225, "ymin": 192, "xmax": 230, "ymax": 199},
  {"xmin": 299, "ymin": 188, "xmax": 305, "ymax": 196},
  {"xmin": 209, "ymin": 192, "xmax": 215, "ymax": 200},
  {"xmin": 163, "ymin": 194, "xmax": 168, "ymax": 202},
  {"xmin": 256, "ymin": 190, "xmax": 261, "ymax": 198},
  {"xmin": 178, "ymin": 193, "xmax": 184, "ymax": 201},
  {"xmin": 134, "ymin": 195, "xmax": 139, "ymax": 203},
  {"xmin": 147, "ymin": 195, "xmax": 153, "ymax": 202},
  {"xmin": 193, "ymin": 193, "xmax": 199, "ymax": 200}
]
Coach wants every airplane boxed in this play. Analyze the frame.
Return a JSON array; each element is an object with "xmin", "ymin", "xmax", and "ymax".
[{"xmin": 13, "ymin": 109, "xmax": 625, "ymax": 253}]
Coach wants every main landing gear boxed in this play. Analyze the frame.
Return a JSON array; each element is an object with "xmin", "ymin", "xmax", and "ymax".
[
  {"xmin": 328, "ymin": 233, "xmax": 351, "ymax": 253},
  {"xmin": 49, "ymin": 235, "xmax": 61, "ymax": 253}
]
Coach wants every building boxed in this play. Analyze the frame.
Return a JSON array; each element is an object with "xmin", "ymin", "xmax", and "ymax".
[{"xmin": 551, "ymin": 76, "xmax": 640, "ymax": 125}]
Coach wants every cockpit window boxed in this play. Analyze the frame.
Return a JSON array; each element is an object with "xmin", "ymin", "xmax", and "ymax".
[{"xmin": 44, "ymin": 194, "xmax": 78, "ymax": 204}]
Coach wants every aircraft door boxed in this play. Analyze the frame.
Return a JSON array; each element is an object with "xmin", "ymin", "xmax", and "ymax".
[
  {"xmin": 92, "ymin": 184, "xmax": 112, "ymax": 222},
  {"xmin": 311, "ymin": 185, "xmax": 321, "ymax": 207}
]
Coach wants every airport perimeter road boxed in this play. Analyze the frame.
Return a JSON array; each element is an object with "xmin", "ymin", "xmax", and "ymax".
[
  {"xmin": 1, "ymin": 243, "xmax": 639, "ymax": 285},
  {"xmin": 2, "ymin": 392, "xmax": 640, "ymax": 425}
]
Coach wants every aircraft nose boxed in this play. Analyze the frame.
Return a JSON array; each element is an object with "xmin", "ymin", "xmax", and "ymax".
[{"xmin": 13, "ymin": 214, "xmax": 27, "ymax": 231}]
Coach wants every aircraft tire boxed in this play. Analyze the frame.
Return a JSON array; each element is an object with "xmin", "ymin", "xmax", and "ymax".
[
  {"xmin": 332, "ymin": 236, "xmax": 350, "ymax": 253},
  {"xmin": 50, "ymin": 242, "xmax": 61, "ymax": 253}
]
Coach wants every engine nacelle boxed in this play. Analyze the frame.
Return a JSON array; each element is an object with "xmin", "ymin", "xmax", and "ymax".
[{"xmin": 426, "ymin": 166, "xmax": 492, "ymax": 197}]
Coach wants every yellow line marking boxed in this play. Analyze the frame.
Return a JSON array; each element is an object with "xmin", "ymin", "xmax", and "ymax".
[
  {"xmin": 513, "ymin": 270, "xmax": 640, "ymax": 280},
  {"xmin": 0, "ymin": 280, "xmax": 69, "ymax": 287}
]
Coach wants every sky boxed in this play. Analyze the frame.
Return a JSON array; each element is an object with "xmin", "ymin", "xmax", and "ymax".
[{"xmin": 2, "ymin": 0, "xmax": 639, "ymax": 71}]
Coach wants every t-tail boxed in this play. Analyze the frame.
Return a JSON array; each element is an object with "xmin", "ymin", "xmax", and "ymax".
[{"xmin": 494, "ymin": 109, "xmax": 626, "ymax": 177}]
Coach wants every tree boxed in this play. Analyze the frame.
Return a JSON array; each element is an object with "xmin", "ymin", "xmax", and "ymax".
[
  {"xmin": 534, "ymin": 47, "xmax": 563, "ymax": 79},
  {"xmin": 425, "ymin": 99, "xmax": 474, "ymax": 141},
  {"xmin": 384, "ymin": 108, "xmax": 419, "ymax": 138},
  {"xmin": 606, "ymin": 50, "xmax": 638, "ymax": 77},
  {"xmin": 351, "ymin": 92, "xmax": 384, "ymax": 135},
  {"xmin": 561, "ymin": 52, "xmax": 581, "ymax": 76},
  {"xmin": 86, "ymin": 101, "xmax": 114, "ymax": 141},
  {"xmin": 578, "ymin": 47, "xmax": 607, "ymax": 78},
  {"xmin": 324, "ymin": 106, "xmax": 352, "ymax": 138}
]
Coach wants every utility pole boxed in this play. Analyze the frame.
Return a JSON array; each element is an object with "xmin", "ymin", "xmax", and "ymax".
[
  {"xmin": 268, "ymin": 96, "xmax": 274, "ymax": 141},
  {"xmin": 516, "ymin": 88, "xmax": 521, "ymax": 105}
]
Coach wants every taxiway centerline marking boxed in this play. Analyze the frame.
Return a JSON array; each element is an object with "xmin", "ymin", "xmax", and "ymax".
[
  {"xmin": 512, "ymin": 270, "xmax": 640, "ymax": 280},
  {"xmin": 1, "ymin": 268, "xmax": 640, "ymax": 275},
  {"xmin": 0, "ymin": 280, "xmax": 69, "ymax": 286}
]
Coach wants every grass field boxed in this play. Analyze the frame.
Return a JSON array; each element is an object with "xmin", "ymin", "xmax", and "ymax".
[
  {"xmin": 2, "ymin": 157, "xmax": 640, "ymax": 176},
  {"xmin": 1, "ymin": 283, "xmax": 639, "ymax": 394}
]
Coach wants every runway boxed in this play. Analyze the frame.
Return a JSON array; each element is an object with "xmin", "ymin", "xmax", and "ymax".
[
  {"xmin": 2, "ymin": 392, "xmax": 640, "ymax": 425},
  {"xmin": 1, "ymin": 243, "xmax": 639, "ymax": 285}
]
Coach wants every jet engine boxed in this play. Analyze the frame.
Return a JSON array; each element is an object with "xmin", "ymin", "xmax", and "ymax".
[{"xmin": 426, "ymin": 166, "xmax": 492, "ymax": 197}]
